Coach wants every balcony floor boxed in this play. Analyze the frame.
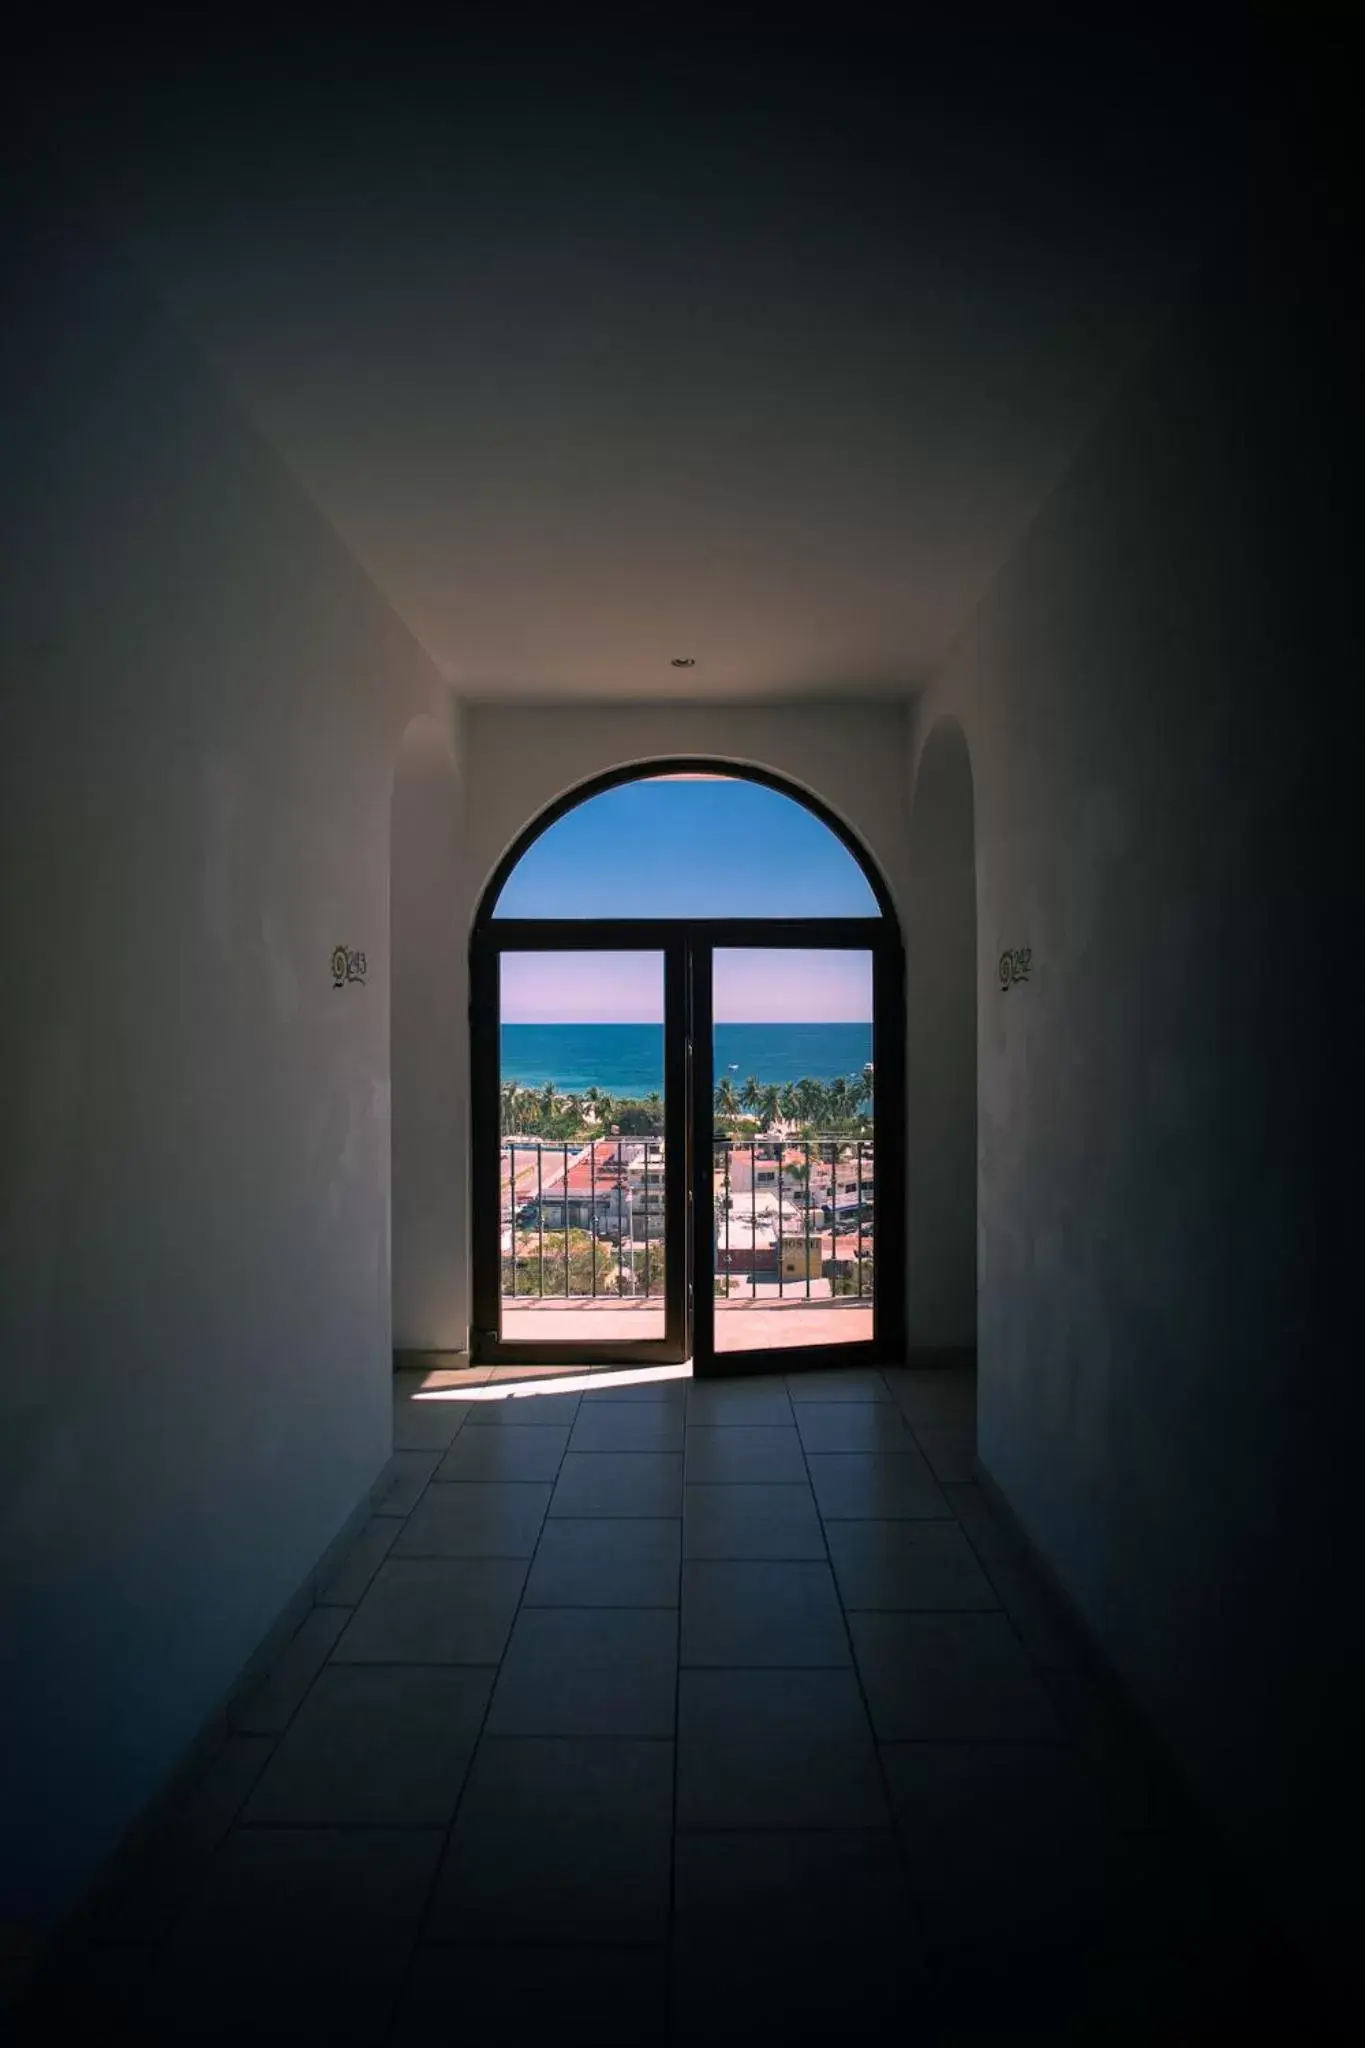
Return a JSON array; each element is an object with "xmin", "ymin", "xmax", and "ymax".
[{"xmin": 499, "ymin": 1297, "xmax": 873, "ymax": 1350}]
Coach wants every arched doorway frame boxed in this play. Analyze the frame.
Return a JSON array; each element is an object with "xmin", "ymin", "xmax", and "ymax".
[{"xmin": 469, "ymin": 758, "xmax": 905, "ymax": 1377}]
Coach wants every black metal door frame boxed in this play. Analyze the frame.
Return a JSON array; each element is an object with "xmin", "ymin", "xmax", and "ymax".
[{"xmin": 469, "ymin": 914, "xmax": 905, "ymax": 1378}]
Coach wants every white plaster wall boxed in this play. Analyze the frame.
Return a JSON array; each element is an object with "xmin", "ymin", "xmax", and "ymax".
[
  {"xmin": 0, "ymin": 167, "xmax": 447, "ymax": 1932},
  {"xmin": 391, "ymin": 704, "xmax": 468, "ymax": 1350},
  {"xmin": 909, "ymin": 204, "xmax": 1340, "ymax": 1964}
]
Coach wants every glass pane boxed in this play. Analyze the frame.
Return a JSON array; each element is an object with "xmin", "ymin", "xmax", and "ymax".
[
  {"xmin": 494, "ymin": 775, "xmax": 879, "ymax": 918},
  {"xmin": 711, "ymin": 950, "xmax": 874, "ymax": 1354},
  {"xmin": 499, "ymin": 953, "xmax": 666, "ymax": 1343}
]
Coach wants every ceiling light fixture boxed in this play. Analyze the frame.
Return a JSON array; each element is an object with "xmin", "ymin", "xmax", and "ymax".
[{"xmin": 670, "ymin": 657, "xmax": 696, "ymax": 667}]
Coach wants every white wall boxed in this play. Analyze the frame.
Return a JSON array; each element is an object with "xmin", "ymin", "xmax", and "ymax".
[
  {"xmin": 903, "ymin": 717, "xmax": 977, "ymax": 1351},
  {"xmin": 391, "ymin": 705, "xmax": 468, "ymax": 1350},
  {"xmin": 0, "ymin": 164, "xmax": 448, "ymax": 1936},
  {"xmin": 909, "ymin": 199, "xmax": 1340, "ymax": 1965}
]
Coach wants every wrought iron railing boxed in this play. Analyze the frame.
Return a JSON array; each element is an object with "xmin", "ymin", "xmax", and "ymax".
[{"xmin": 500, "ymin": 1137, "xmax": 873, "ymax": 1302}]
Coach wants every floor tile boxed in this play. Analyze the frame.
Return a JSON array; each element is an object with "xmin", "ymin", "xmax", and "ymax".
[
  {"xmin": 332, "ymin": 1558, "xmax": 526, "ymax": 1664},
  {"xmin": 824, "ymin": 1520, "xmax": 999, "ymax": 1610},
  {"xmin": 390, "ymin": 1944, "xmax": 668, "ymax": 2046},
  {"xmin": 684, "ymin": 1424, "xmax": 807, "ymax": 1483},
  {"xmin": 680, "ymin": 1560, "xmax": 849, "ymax": 1667},
  {"xmin": 793, "ymin": 1402, "xmax": 924, "ymax": 1453},
  {"xmin": 549, "ymin": 1451, "xmax": 683, "ymax": 1517},
  {"xmin": 371, "ymin": 1451, "xmax": 441, "ymax": 1518},
  {"xmin": 686, "ymin": 1380, "xmax": 795, "ymax": 1425},
  {"xmin": 785, "ymin": 1369, "xmax": 892, "ymax": 1403},
  {"xmin": 429, "ymin": 1739, "xmax": 674, "ymax": 1944},
  {"xmin": 230, "ymin": 1607, "xmax": 350, "ymax": 1734},
  {"xmin": 582, "ymin": 1376, "xmax": 689, "ymax": 1405},
  {"xmin": 673, "ymin": 1828, "xmax": 919, "ymax": 1951},
  {"xmin": 393, "ymin": 1481, "xmax": 551, "ymax": 1557},
  {"xmin": 523, "ymin": 1517, "xmax": 680, "ymax": 1607},
  {"xmin": 882, "ymin": 1368, "xmax": 977, "ymax": 1426},
  {"xmin": 671, "ymin": 1939, "xmax": 934, "ymax": 2048},
  {"xmin": 165, "ymin": 1825, "xmax": 442, "ymax": 1946},
  {"xmin": 129, "ymin": 1939, "xmax": 411, "ymax": 2046},
  {"xmin": 392, "ymin": 1397, "xmax": 468, "ymax": 1451},
  {"xmin": 880, "ymin": 1742, "xmax": 1178, "ymax": 1960},
  {"xmin": 434, "ymin": 1425, "xmax": 570, "ymax": 1483},
  {"xmin": 87, "ymin": 1734, "xmax": 276, "ymax": 1943},
  {"xmin": 849, "ymin": 1612, "xmax": 1063, "ymax": 1741},
  {"xmin": 487, "ymin": 1608, "xmax": 678, "ymax": 1736},
  {"xmin": 10, "ymin": 1941, "xmax": 158, "ymax": 2046},
  {"xmin": 460, "ymin": 1392, "xmax": 583, "ymax": 1426},
  {"xmin": 240, "ymin": 1665, "xmax": 493, "ymax": 1826},
  {"xmin": 941, "ymin": 1480, "xmax": 1012, "ymax": 1558},
  {"xmin": 974, "ymin": 1547, "xmax": 1089, "ymax": 1668},
  {"xmin": 806, "ymin": 1450, "xmax": 950, "ymax": 1520},
  {"xmin": 682, "ymin": 1483, "xmax": 826, "ymax": 1560},
  {"xmin": 568, "ymin": 1403, "xmax": 685, "ymax": 1452},
  {"xmin": 911, "ymin": 1421, "xmax": 978, "ymax": 1482},
  {"xmin": 676, "ymin": 1668, "xmax": 888, "ymax": 1827},
  {"xmin": 315, "ymin": 1517, "xmax": 401, "ymax": 1606}
]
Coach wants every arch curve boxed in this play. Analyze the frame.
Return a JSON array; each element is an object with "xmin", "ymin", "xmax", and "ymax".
[{"xmin": 472, "ymin": 756, "xmax": 899, "ymax": 932}]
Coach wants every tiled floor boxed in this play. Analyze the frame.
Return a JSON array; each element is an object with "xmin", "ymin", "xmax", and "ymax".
[{"xmin": 18, "ymin": 1365, "xmax": 1310, "ymax": 2044}]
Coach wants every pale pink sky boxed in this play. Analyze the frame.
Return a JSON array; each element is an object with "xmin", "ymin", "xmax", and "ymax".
[{"xmin": 500, "ymin": 950, "xmax": 872, "ymax": 1023}]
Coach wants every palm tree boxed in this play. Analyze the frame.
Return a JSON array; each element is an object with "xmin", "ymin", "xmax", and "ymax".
[
  {"xmin": 500, "ymin": 1079, "xmax": 523, "ymax": 1135},
  {"xmin": 795, "ymin": 1077, "xmax": 825, "ymax": 1129},
  {"xmin": 540, "ymin": 1079, "xmax": 558, "ymax": 1124},
  {"xmin": 761, "ymin": 1083, "xmax": 781, "ymax": 1129},
  {"xmin": 646, "ymin": 1090, "xmax": 663, "ymax": 1132},
  {"xmin": 778, "ymin": 1081, "xmax": 800, "ymax": 1123},
  {"xmin": 740, "ymin": 1074, "xmax": 764, "ymax": 1117},
  {"xmin": 715, "ymin": 1076, "xmax": 741, "ymax": 1122}
]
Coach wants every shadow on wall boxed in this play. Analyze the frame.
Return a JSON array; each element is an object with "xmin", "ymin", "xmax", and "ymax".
[
  {"xmin": 905, "ymin": 716, "xmax": 977, "ymax": 1356},
  {"xmin": 391, "ymin": 713, "xmax": 466, "ymax": 1351}
]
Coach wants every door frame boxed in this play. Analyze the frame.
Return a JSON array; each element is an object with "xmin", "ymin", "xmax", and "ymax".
[{"xmin": 469, "ymin": 914, "xmax": 904, "ymax": 1376}]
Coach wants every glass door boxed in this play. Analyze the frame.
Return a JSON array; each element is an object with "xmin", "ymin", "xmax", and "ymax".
[
  {"xmin": 470, "ymin": 938, "xmax": 689, "ymax": 1366},
  {"xmin": 690, "ymin": 941, "xmax": 898, "ymax": 1377}
]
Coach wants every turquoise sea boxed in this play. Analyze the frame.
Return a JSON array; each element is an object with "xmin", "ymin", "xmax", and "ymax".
[{"xmin": 500, "ymin": 1022, "xmax": 872, "ymax": 1097}]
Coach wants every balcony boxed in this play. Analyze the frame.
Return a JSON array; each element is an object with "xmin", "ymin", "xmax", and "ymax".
[{"xmin": 500, "ymin": 1136, "xmax": 874, "ymax": 1350}]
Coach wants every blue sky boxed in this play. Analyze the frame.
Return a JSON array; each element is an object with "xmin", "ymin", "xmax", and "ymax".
[
  {"xmin": 494, "ymin": 775, "xmax": 880, "ymax": 919},
  {"xmin": 500, "ymin": 948, "xmax": 872, "ymax": 1024}
]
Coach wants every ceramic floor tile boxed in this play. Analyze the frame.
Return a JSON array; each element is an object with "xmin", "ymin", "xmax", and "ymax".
[
  {"xmin": 393, "ymin": 1482, "xmax": 551, "ymax": 1558},
  {"xmin": 686, "ymin": 1381, "xmax": 796, "ymax": 1426},
  {"xmin": 682, "ymin": 1483, "xmax": 826, "ymax": 1560},
  {"xmin": 390, "ymin": 1943, "xmax": 668, "ymax": 2046},
  {"xmin": 882, "ymin": 1369, "xmax": 978, "ymax": 1427},
  {"xmin": 523, "ymin": 1517, "xmax": 681, "ymax": 1606},
  {"xmin": 806, "ymin": 1451, "xmax": 950, "ymax": 1520},
  {"xmin": 315, "ymin": 1517, "xmax": 401, "ymax": 1607},
  {"xmin": 240, "ymin": 1665, "xmax": 493, "ymax": 1826},
  {"xmin": 793, "ymin": 1402, "xmax": 925, "ymax": 1453},
  {"xmin": 568, "ymin": 1404, "xmax": 685, "ymax": 1453},
  {"xmin": 680, "ymin": 1560, "xmax": 850, "ymax": 1667},
  {"xmin": 673, "ymin": 1827, "xmax": 920, "ymax": 1951},
  {"xmin": 670, "ymin": 1939, "xmax": 935, "ymax": 2048},
  {"xmin": 676, "ymin": 1668, "xmax": 888, "ymax": 1828},
  {"xmin": 164, "ymin": 1826, "xmax": 442, "ymax": 1947},
  {"xmin": 392, "ymin": 1398, "xmax": 468, "ymax": 1451},
  {"xmin": 684, "ymin": 1425, "xmax": 808, "ymax": 1484},
  {"xmin": 910, "ymin": 1422, "xmax": 978, "ymax": 1482},
  {"xmin": 549, "ymin": 1452, "xmax": 683, "ymax": 1518},
  {"xmin": 785, "ymin": 1369, "xmax": 892, "ymax": 1403},
  {"xmin": 331, "ymin": 1558, "xmax": 526, "ymax": 1664},
  {"xmin": 460, "ymin": 1392, "xmax": 583, "ymax": 1427},
  {"xmin": 371, "ymin": 1451, "xmax": 441, "ymax": 1518},
  {"xmin": 230, "ymin": 1607, "xmax": 350, "ymax": 1735},
  {"xmin": 434, "ymin": 1426, "xmax": 570, "ymax": 1483},
  {"xmin": 849, "ymin": 1612, "xmax": 1063, "ymax": 1741},
  {"xmin": 824, "ymin": 1520, "xmax": 999, "ymax": 1610},
  {"xmin": 487, "ymin": 1607, "xmax": 678, "ymax": 1736}
]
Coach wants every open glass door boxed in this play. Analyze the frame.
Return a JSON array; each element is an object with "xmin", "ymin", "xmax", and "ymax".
[{"xmin": 470, "ymin": 936, "xmax": 689, "ymax": 1366}]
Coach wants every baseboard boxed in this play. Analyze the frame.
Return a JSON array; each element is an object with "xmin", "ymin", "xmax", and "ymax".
[
  {"xmin": 394, "ymin": 1347, "xmax": 470, "ymax": 1372},
  {"xmin": 8, "ymin": 1459, "xmax": 394, "ymax": 2013}
]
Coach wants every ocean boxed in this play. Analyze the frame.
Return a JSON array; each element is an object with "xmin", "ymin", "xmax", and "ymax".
[{"xmin": 500, "ymin": 1022, "xmax": 873, "ymax": 1097}]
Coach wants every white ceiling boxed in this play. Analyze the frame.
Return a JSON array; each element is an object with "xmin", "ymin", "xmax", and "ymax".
[{"xmin": 26, "ymin": 13, "xmax": 1259, "ymax": 701}]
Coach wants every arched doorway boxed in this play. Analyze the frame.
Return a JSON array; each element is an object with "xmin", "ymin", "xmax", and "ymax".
[{"xmin": 469, "ymin": 762, "xmax": 905, "ymax": 1378}]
